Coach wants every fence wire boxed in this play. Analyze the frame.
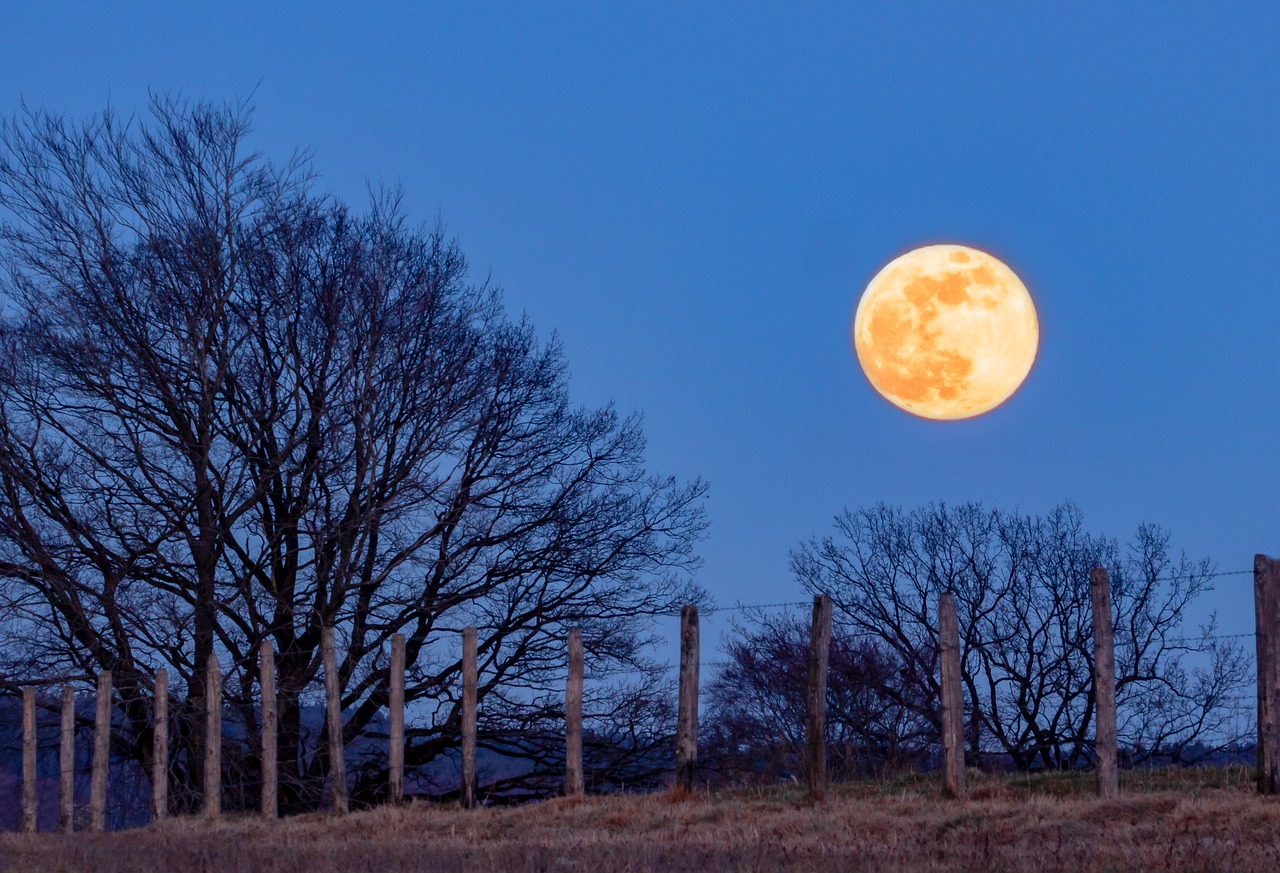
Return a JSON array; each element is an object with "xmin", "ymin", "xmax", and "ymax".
[
  {"xmin": 665, "ymin": 567, "xmax": 1264, "ymax": 669},
  {"xmin": 689, "ymin": 568, "xmax": 1259, "ymax": 617}
]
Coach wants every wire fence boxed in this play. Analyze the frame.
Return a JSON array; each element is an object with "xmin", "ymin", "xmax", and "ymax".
[
  {"xmin": 2, "ymin": 562, "xmax": 1274, "ymax": 833},
  {"xmin": 693, "ymin": 566, "xmax": 1261, "ymax": 619},
  {"xmin": 654, "ymin": 566, "xmax": 1265, "ymax": 670}
]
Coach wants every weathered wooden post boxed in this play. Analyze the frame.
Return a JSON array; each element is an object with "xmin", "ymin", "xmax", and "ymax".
[
  {"xmin": 59, "ymin": 686, "xmax": 75, "ymax": 832},
  {"xmin": 1255, "ymin": 554, "xmax": 1280, "ymax": 794},
  {"xmin": 22, "ymin": 687, "xmax": 36, "ymax": 833},
  {"xmin": 938, "ymin": 592, "xmax": 966, "ymax": 799},
  {"xmin": 321, "ymin": 627, "xmax": 349, "ymax": 813},
  {"xmin": 152, "ymin": 668, "xmax": 168, "ymax": 822},
  {"xmin": 389, "ymin": 633, "xmax": 405, "ymax": 805},
  {"xmin": 1090, "ymin": 567, "xmax": 1119, "ymax": 799},
  {"xmin": 260, "ymin": 642, "xmax": 277, "ymax": 819},
  {"xmin": 204, "ymin": 659, "xmax": 222, "ymax": 819},
  {"xmin": 805, "ymin": 594, "xmax": 833, "ymax": 802},
  {"xmin": 90, "ymin": 670, "xmax": 112, "ymax": 832},
  {"xmin": 461, "ymin": 626, "xmax": 478, "ymax": 809},
  {"xmin": 676, "ymin": 605, "xmax": 699, "ymax": 793},
  {"xmin": 566, "ymin": 626, "xmax": 585, "ymax": 798}
]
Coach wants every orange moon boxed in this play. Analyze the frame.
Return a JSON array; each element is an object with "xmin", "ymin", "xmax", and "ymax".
[{"xmin": 853, "ymin": 245, "xmax": 1038, "ymax": 420}]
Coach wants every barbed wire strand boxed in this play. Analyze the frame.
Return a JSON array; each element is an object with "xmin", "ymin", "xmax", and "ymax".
[
  {"xmin": 688, "ymin": 569, "xmax": 1259, "ymax": 617},
  {"xmin": 703, "ymin": 601, "xmax": 810, "ymax": 614}
]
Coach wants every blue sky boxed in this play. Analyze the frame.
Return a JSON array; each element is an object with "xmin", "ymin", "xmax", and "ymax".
[{"xmin": 4, "ymin": 3, "xmax": 1278, "ymax": 649}]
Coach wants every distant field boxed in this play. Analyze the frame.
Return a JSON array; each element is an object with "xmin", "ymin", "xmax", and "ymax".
[{"xmin": 4, "ymin": 767, "xmax": 1279, "ymax": 873}]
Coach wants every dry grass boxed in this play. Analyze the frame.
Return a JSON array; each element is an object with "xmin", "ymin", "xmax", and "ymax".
[{"xmin": 4, "ymin": 768, "xmax": 1279, "ymax": 872}]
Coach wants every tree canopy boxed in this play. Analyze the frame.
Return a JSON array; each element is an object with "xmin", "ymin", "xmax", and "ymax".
[
  {"xmin": 706, "ymin": 501, "xmax": 1250, "ymax": 781},
  {"xmin": 0, "ymin": 96, "xmax": 708, "ymax": 812}
]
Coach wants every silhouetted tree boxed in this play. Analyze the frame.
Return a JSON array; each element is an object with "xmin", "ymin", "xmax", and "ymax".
[
  {"xmin": 787, "ymin": 501, "xmax": 1250, "ymax": 771},
  {"xmin": 0, "ymin": 96, "xmax": 707, "ymax": 814}
]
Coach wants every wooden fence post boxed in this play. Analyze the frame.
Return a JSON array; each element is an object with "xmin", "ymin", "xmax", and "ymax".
[
  {"xmin": 676, "ymin": 605, "xmax": 699, "ymax": 793},
  {"xmin": 1255, "ymin": 554, "xmax": 1280, "ymax": 794},
  {"xmin": 90, "ymin": 670, "xmax": 112, "ymax": 832},
  {"xmin": 260, "ymin": 642, "xmax": 277, "ymax": 819},
  {"xmin": 566, "ymin": 627, "xmax": 584, "ymax": 798},
  {"xmin": 59, "ymin": 687, "xmax": 75, "ymax": 832},
  {"xmin": 152, "ymin": 669, "xmax": 168, "ymax": 822},
  {"xmin": 22, "ymin": 687, "xmax": 36, "ymax": 833},
  {"xmin": 321, "ymin": 627, "xmax": 349, "ymax": 814},
  {"xmin": 1090, "ymin": 567, "xmax": 1119, "ymax": 799},
  {"xmin": 805, "ymin": 594, "xmax": 833, "ymax": 802},
  {"xmin": 389, "ymin": 633, "xmax": 405, "ymax": 805},
  {"xmin": 938, "ymin": 592, "xmax": 966, "ymax": 799},
  {"xmin": 461, "ymin": 626, "xmax": 478, "ymax": 809},
  {"xmin": 204, "ymin": 659, "xmax": 221, "ymax": 819}
]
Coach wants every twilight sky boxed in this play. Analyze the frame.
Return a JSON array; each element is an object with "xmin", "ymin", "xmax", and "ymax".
[{"xmin": 4, "ymin": 3, "xmax": 1278, "ymax": 649}]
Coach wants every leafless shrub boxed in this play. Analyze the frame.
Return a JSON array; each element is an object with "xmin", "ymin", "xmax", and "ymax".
[{"xmin": 702, "ymin": 610, "xmax": 932, "ymax": 784}]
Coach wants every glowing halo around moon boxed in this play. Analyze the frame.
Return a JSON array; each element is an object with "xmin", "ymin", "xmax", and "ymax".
[{"xmin": 853, "ymin": 244, "xmax": 1038, "ymax": 420}]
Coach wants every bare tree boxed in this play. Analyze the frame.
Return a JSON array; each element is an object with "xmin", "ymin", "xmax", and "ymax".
[
  {"xmin": 0, "ymin": 96, "xmax": 707, "ymax": 815},
  {"xmin": 788, "ymin": 501, "xmax": 1250, "ymax": 772},
  {"xmin": 701, "ymin": 610, "xmax": 933, "ymax": 785}
]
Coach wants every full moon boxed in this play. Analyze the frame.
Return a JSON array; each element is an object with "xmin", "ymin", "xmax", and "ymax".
[{"xmin": 853, "ymin": 244, "xmax": 1038, "ymax": 420}]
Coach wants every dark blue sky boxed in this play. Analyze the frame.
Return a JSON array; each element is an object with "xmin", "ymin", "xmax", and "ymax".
[{"xmin": 4, "ymin": 3, "xmax": 1278, "ymax": 646}]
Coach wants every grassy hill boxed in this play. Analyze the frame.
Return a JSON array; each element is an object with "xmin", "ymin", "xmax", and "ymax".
[{"xmin": 3, "ymin": 767, "xmax": 1278, "ymax": 872}]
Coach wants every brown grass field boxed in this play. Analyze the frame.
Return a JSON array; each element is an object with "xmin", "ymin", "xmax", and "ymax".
[{"xmin": 5, "ymin": 767, "xmax": 1280, "ymax": 872}]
